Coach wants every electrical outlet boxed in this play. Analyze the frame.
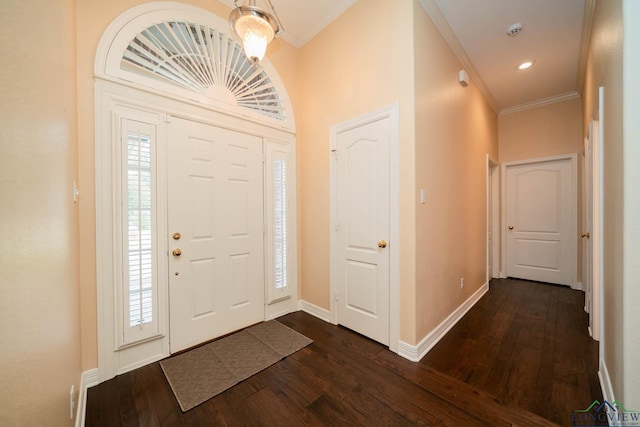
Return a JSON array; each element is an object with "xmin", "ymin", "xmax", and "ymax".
[
  {"xmin": 460, "ymin": 278, "xmax": 465, "ymax": 289},
  {"xmin": 69, "ymin": 385, "xmax": 75, "ymax": 419}
]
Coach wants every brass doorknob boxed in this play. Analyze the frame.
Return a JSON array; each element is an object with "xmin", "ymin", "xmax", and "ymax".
[
  {"xmin": 508, "ymin": 225, "xmax": 514, "ymax": 230},
  {"xmin": 581, "ymin": 232, "xmax": 591, "ymax": 238},
  {"xmin": 172, "ymin": 232, "xmax": 181, "ymax": 240},
  {"xmin": 378, "ymin": 240, "xmax": 388, "ymax": 248},
  {"xmin": 172, "ymin": 248, "xmax": 182, "ymax": 257}
]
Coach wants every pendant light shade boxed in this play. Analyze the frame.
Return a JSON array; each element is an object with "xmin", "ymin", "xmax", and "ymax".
[{"xmin": 230, "ymin": 2, "xmax": 282, "ymax": 64}]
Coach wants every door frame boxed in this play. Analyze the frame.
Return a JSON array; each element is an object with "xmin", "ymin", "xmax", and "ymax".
[
  {"xmin": 329, "ymin": 103, "xmax": 400, "ymax": 354},
  {"xmin": 95, "ymin": 81, "xmax": 297, "ymax": 382},
  {"xmin": 500, "ymin": 153, "xmax": 579, "ymax": 288},
  {"xmin": 486, "ymin": 156, "xmax": 499, "ymax": 283},
  {"xmin": 586, "ymin": 86, "xmax": 604, "ymax": 344}
]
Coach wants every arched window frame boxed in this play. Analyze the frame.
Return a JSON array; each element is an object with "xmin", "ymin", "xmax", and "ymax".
[{"xmin": 95, "ymin": 1, "xmax": 295, "ymax": 132}]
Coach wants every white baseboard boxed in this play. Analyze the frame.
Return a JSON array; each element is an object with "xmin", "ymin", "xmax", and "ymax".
[
  {"xmin": 573, "ymin": 281, "xmax": 584, "ymax": 291},
  {"xmin": 76, "ymin": 368, "xmax": 99, "ymax": 427},
  {"xmin": 599, "ymin": 359, "xmax": 615, "ymax": 404},
  {"xmin": 398, "ymin": 282, "xmax": 489, "ymax": 362},
  {"xmin": 298, "ymin": 300, "xmax": 333, "ymax": 323}
]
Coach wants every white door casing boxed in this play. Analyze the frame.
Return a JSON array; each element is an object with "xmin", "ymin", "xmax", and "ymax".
[
  {"xmin": 502, "ymin": 155, "xmax": 578, "ymax": 287},
  {"xmin": 486, "ymin": 156, "xmax": 499, "ymax": 282},
  {"xmin": 332, "ymin": 114, "xmax": 391, "ymax": 346},
  {"xmin": 587, "ymin": 115, "xmax": 603, "ymax": 341},
  {"xmin": 167, "ymin": 117, "xmax": 264, "ymax": 353},
  {"xmin": 583, "ymin": 133, "xmax": 593, "ymax": 316}
]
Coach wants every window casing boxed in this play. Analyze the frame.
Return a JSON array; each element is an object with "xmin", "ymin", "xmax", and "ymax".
[
  {"xmin": 265, "ymin": 140, "xmax": 294, "ymax": 303},
  {"xmin": 119, "ymin": 119, "xmax": 160, "ymax": 345}
]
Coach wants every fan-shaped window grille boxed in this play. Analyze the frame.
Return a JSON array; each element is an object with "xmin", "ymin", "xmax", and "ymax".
[{"xmin": 121, "ymin": 21, "xmax": 285, "ymax": 121}]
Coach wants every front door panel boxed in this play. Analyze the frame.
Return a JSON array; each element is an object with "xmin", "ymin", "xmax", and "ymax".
[{"xmin": 167, "ymin": 117, "xmax": 264, "ymax": 353}]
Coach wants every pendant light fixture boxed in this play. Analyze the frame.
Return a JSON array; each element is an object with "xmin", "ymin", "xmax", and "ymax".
[{"xmin": 229, "ymin": 0, "xmax": 283, "ymax": 64}]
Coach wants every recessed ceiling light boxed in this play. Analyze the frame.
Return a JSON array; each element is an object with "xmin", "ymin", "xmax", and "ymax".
[{"xmin": 517, "ymin": 61, "xmax": 534, "ymax": 70}]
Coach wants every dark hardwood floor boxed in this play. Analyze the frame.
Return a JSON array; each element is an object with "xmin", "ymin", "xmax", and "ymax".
[
  {"xmin": 86, "ymin": 278, "xmax": 601, "ymax": 426},
  {"xmin": 421, "ymin": 278, "xmax": 602, "ymax": 426}
]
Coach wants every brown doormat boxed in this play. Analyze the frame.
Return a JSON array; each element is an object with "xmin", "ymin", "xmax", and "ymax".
[{"xmin": 160, "ymin": 320, "xmax": 312, "ymax": 412}]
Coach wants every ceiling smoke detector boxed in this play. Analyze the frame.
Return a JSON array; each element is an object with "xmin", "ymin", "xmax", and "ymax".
[{"xmin": 506, "ymin": 23, "xmax": 523, "ymax": 37}]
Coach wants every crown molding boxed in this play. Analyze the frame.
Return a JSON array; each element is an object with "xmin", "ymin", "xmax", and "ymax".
[
  {"xmin": 417, "ymin": 0, "xmax": 500, "ymax": 114},
  {"xmin": 499, "ymin": 92, "xmax": 581, "ymax": 116}
]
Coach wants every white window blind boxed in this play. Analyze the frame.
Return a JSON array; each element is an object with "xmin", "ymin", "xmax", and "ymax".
[
  {"xmin": 127, "ymin": 133, "xmax": 153, "ymax": 326},
  {"xmin": 273, "ymin": 159, "xmax": 287, "ymax": 290},
  {"xmin": 266, "ymin": 143, "xmax": 292, "ymax": 305},
  {"xmin": 121, "ymin": 119, "xmax": 159, "ymax": 344}
]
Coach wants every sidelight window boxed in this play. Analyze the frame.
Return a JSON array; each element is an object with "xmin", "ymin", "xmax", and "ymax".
[
  {"xmin": 120, "ymin": 119, "xmax": 160, "ymax": 344},
  {"xmin": 266, "ymin": 142, "xmax": 294, "ymax": 303}
]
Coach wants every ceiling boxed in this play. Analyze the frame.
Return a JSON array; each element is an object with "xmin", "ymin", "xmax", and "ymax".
[
  {"xmin": 224, "ymin": 0, "xmax": 590, "ymax": 114},
  {"xmin": 427, "ymin": 0, "xmax": 590, "ymax": 113}
]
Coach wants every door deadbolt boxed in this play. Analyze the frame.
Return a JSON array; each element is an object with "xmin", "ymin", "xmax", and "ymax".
[
  {"xmin": 172, "ymin": 232, "xmax": 181, "ymax": 240},
  {"xmin": 508, "ymin": 225, "xmax": 514, "ymax": 230}
]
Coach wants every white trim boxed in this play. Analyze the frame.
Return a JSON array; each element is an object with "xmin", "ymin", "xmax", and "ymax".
[
  {"xmin": 417, "ymin": 0, "xmax": 499, "ymax": 114},
  {"xmin": 486, "ymin": 155, "xmax": 499, "ymax": 283},
  {"xmin": 499, "ymin": 92, "xmax": 581, "ymax": 116},
  {"xmin": 75, "ymin": 369, "xmax": 99, "ymax": 427},
  {"xmin": 398, "ymin": 282, "xmax": 489, "ymax": 362},
  {"xmin": 599, "ymin": 359, "xmax": 615, "ymax": 406},
  {"xmin": 595, "ymin": 87, "xmax": 605, "ymax": 351},
  {"xmin": 573, "ymin": 281, "xmax": 584, "ymax": 291},
  {"xmin": 298, "ymin": 300, "xmax": 333, "ymax": 323},
  {"xmin": 501, "ymin": 153, "xmax": 579, "ymax": 287},
  {"xmin": 329, "ymin": 102, "xmax": 400, "ymax": 353}
]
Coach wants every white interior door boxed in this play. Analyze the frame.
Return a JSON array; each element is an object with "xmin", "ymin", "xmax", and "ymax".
[
  {"xmin": 504, "ymin": 156, "xmax": 577, "ymax": 286},
  {"xmin": 335, "ymin": 117, "xmax": 390, "ymax": 346},
  {"xmin": 167, "ymin": 117, "xmax": 264, "ymax": 353}
]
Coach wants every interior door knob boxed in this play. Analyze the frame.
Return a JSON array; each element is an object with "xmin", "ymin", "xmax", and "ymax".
[
  {"xmin": 508, "ymin": 225, "xmax": 514, "ymax": 230},
  {"xmin": 378, "ymin": 240, "xmax": 388, "ymax": 248},
  {"xmin": 172, "ymin": 248, "xmax": 182, "ymax": 257},
  {"xmin": 581, "ymin": 232, "xmax": 591, "ymax": 238}
]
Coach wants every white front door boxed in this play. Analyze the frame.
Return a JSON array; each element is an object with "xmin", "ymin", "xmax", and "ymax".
[
  {"xmin": 335, "ymin": 117, "xmax": 390, "ymax": 345},
  {"xmin": 504, "ymin": 156, "xmax": 577, "ymax": 286},
  {"xmin": 167, "ymin": 117, "xmax": 264, "ymax": 353}
]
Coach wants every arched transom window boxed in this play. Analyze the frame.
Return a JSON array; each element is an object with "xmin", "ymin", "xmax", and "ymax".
[{"xmin": 96, "ymin": 3, "xmax": 294, "ymax": 130}]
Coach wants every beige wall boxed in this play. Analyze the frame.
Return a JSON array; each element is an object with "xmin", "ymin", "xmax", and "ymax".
[
  {"xmin": 583, "ymin": 0, "xmax": 640, "ymax": 408},
  {"xmin": 297, "ymin": 0, "xmax": 417, "ymax": 340},
  {"xmin": 499, "ymin": 97, "xmax": 583, "ymax": 163},
  {"xmin": 76, "ymin": 0, "xmax": 300, "ymax": 370},
  {"xmin": 413, "ymin": 5, "xmax": 498, "ymax": 343},
  {"xmin": 582, "ymin": 0, "xmax": 628, "ymax": 406},
  {"xmin": 0, "ymin": 1, "xmax": 81, "ymax": 425}
]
